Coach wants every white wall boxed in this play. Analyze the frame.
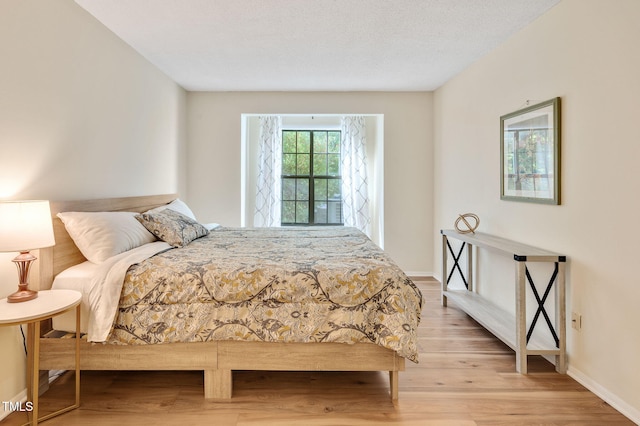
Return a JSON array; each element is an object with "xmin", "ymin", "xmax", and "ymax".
[
  {"xmin": 187, "ymin": 92, "xmax": 433, "ymax": 275},
  {"xmin": 0, "ymin": 0, "xmax": 186, "ymax": 412},
  {"xmin": 433, "ymin": 0, "xmax": 640, "ymax": 421}
]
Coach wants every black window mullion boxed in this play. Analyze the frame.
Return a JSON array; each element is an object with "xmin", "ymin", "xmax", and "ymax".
[
  {"xmin": 309, "ymin": 131, "xmax": 314, "ymax": 225},
  {"xmin": 281, "ymin": 129, "xmax": 341, "ymax": 226}
]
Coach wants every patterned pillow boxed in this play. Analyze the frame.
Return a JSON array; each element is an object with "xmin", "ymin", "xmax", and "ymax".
[{"xmin": 136, "ymin": 208, "xmax": 209, "ymax": 247}]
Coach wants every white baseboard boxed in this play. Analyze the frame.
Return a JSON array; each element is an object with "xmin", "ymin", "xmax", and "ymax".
[
  {"xmin": 568, "ymin": 366, "xmax": 639, "ymax": 424},
  {"xmin": 0, "ymin": 389, "xmax": 27, "ymax": 421},
  {"xmin": 405, "ymin": 271, "xmax": 435, "ymax": 279}
]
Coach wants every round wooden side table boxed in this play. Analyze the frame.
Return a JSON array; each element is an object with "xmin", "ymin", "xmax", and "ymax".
[{"xmin": 0, "ymin": 289, "xmax": 81, "ymax": 425}]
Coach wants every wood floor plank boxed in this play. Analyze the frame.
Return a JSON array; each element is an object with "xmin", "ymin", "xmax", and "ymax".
[
  {"xmin": 235, "ymin": 413, "xmax": 476, "ymax": 426},
  {"xmin": 1, "ymin": 279, "xmax": 633, "ymax": 425}
]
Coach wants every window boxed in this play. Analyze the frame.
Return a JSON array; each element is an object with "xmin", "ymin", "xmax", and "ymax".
[{"xmin": 281, "ymin": 130, "xmax": 342, "ymax": 225}]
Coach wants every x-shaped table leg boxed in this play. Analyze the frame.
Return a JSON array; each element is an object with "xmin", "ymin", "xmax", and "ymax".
[
  {"xmin": 526, "ymin": 263, "xmax": 560, "ymax": 347},
  {"xmin": 446, "ymin": 240, "xmax": 469, "ymax": 289}
]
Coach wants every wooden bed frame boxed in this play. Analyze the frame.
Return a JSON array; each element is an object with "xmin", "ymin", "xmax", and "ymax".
[{"xmin": 36, "ymin": 194, "xmax": 405, "ymax": 400}]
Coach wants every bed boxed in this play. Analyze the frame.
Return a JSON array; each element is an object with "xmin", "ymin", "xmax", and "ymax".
[{"xmin": 37, "ymin": 194, "xmax": 422, "ymax": 400}]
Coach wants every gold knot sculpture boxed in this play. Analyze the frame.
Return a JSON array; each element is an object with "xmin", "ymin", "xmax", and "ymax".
[{"xmin": 455, "ymin": 213, "xmax": 480, "ymax": 234}]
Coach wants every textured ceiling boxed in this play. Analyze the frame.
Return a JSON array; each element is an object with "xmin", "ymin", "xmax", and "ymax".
[{"xmin": 75, "ymin": 0, "xmax": 560, "ymax": 91}]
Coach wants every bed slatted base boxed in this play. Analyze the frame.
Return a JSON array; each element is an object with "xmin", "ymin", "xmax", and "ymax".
[{"xmin": 39, "ymin": 337, "xmax": 405, "ymax": 399}]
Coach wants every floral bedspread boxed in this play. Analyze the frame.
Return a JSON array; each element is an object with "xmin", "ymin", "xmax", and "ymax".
[{"xmin": 109, "ymin": 227, "xmax": 423, "ymax": 362}]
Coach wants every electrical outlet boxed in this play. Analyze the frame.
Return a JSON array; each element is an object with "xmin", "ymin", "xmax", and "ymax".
[{"xmin": 571, "ymin": 312, "xmax": 582, "ymax": 331}]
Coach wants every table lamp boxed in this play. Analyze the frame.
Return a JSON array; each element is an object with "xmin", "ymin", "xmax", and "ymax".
[{"xmin": 0, "ymin": 200, "xmax": 55, "ymax": 303}]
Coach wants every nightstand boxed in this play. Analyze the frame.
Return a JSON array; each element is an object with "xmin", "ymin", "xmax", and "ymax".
[{"xmin": 0, "ymin": 289, "xmax": 81, "ymax": 425}]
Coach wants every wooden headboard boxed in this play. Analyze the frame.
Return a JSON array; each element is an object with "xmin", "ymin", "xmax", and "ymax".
[{"xmin": 38, "ymin": 193, "xmax": 178, "ymax": 290}]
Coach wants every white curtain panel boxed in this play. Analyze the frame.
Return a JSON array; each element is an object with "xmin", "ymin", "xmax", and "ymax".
[
  {"xmin": 254, "ymin": 116, "xmax": 283, "ymax": 227},
  {"xmin": 341, "ymin": 116, "xmax": 371, "ymax": 236}
]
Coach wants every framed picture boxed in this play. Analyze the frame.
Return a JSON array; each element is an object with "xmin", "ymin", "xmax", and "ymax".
[{"xmin": 500, "ymin": 97, "xmax": 561, "ymax": 204}]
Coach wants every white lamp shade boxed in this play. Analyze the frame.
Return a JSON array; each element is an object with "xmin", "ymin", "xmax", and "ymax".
[{"xmin": 0, "ymin": 200, "xmax": 55, "ymax": 252}]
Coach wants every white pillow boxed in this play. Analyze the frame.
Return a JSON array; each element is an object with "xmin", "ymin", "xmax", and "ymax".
[
  {"xmin": 147, "ymin": 198, "xmax": 197, "ymax": 221},
  {"xmin": 57, "ymin": 211, "xmax": 156, "ymax": 263}
]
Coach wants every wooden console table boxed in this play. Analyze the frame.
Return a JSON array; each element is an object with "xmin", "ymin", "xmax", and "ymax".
[{"xmin": 441, "ymin": 229, "xmax": 566, "ymax": 374}]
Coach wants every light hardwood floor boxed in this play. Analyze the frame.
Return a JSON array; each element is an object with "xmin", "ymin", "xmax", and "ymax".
[{"xmin": 2, "ymin": 279, "xmax": 633, "ymax": 425}]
